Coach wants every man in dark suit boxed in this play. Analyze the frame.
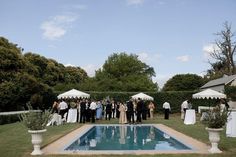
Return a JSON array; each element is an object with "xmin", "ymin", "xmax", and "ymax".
[
  {"xmin": 136, "ymin": 98, "xmax": 144, "ymax": 123},
  {"xmin": 127, "ymin": 99, "xmax": 135, "ymax": 124},
  {"xmin": 80, "ymin": 99, "xmax": 86, "ymax": 123},
  {"xmin": 105, "ymin": 100, "xmax": 112, "ymax": 120}
]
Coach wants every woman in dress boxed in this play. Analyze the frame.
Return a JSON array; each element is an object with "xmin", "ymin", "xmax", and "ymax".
[
  {"xmin": 119, "ymin": 102, "xmax": 127, "ymax": 124},
  {"xmin": 52, "ymin": 101, "xmax": 59, "ymax": 114},
  {"xmin": 96, "ymin": 101, "xmax": 103, "ymax": 120},
  {"xmin": 148, "ymin": 101, "xmax": 155, "ymax": 119}
]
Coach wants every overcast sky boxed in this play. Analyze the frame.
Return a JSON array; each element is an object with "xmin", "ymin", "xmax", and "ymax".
[{"xmin": 1, "ymin": 0, "xmax": 236, "ymax": 88}]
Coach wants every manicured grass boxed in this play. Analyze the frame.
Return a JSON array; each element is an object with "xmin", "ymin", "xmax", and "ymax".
[{"xmin": 0, "ymin": 113, "xmax": 236, "ymax": 157}]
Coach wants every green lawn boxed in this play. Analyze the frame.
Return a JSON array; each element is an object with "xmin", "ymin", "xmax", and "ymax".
[{"xmin": 0, "ymin": 113, "xmax": 236, "ymax": 157}]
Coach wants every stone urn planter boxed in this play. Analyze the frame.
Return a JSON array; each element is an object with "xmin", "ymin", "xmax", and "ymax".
[
  {"xmin": 19, "ymin": 104, "xmax": 51, "ymax": 155},
  {"xmin": 201, "ymin": 104, "xmax": 230, "ymax": 153},
  {"xmin": 28, "ymin": 129, "xmax": 47, "ymax": 155},
  {"xmin": 206, "ymin": 127, "xmax": 223, "ymax": 153}
]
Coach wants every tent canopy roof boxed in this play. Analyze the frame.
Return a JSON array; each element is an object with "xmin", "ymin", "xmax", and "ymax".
[
  {"xmin": 131, "ymin": 92, "xmax": 154, "ymax": 101},
  {"xmin": 57, "ymin": 89, "xmax": 90, "ymax": 99},
  {"xmin": 192, "ymin": 89, "xmax": 226, "ymax": 99}
]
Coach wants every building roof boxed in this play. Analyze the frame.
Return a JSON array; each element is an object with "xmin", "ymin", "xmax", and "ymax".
[{"xmin": 201, "ymin": 74, "xmax": 236, "ymax": 89}]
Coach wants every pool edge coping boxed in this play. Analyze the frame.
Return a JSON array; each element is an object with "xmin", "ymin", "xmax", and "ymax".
[{"xmin": 42, "ymin": 124, "xmax": 210, "ymax": 155}]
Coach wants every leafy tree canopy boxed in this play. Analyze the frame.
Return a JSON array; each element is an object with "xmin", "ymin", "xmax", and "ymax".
[
  {"xmin": 81, "ymin": 53, "xmax": 158, "ymax": 92},
  {"xmin": 162, "ymin": 74, "xmax": 204, "ymax": 91},
  {"xmin": 0, "ymin": 37, "xmax": 88, "ymax": 111}
]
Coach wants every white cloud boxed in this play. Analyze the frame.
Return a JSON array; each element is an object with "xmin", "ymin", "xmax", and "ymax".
[
  {"xmin": 41, "ymin": 14, "xmax": 78, "ymax": 40},
  {"xmin": 138, "ymin": 52, "xmax": 149, "ymax": 62},
  {"xmin": 64, "ymin": 63, "xmax": 76, "ymax": 67},
  {"xmin": 203, "ymin": 44, "xmax": 220, "ymax": 59},
  {"xmin": 158, "ymin": 1, "xmax": 165, "ymax": 5},
  {"xmin": 64, "ymin": 63, "xmax": 100, "ymax": 77},
  {"xmin": 154, "ymin": 53, "xmax": 161, "ymax": 60},
  {"xmin": 82, "ymin": 64, "xmax": 100, "ymax": 77},
  {"xmin": 127, "ymin": 0, "xmax": 145, "ymax": 6},
  {"xmin": 138, "ymin": 52, "xmax": 162, "ymax": 62},
  {"xmin": 176, "ymin": 55, "xmax": 190, "ymax": 62},
  {"xmin": 153, "ymin": 74, "xmax": 174, "ymax": 89}
]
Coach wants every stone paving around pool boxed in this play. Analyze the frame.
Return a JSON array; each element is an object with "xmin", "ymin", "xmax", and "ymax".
[{"xmin": 42, "ymin": 124, "xmax": 209, "ymax": 155}]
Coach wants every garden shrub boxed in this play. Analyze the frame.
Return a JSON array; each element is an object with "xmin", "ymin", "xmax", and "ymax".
[
  {"xmin": 225, "ymin": 85, "xmax": 236, "ymax": 101},
  {"xmin": 0, "ymin": 114, "xmax": 21, "ymax": 125}
]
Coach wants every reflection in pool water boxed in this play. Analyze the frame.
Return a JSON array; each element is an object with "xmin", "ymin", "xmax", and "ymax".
[{"xmin": 65, "ymin": 125, "xmax": 191, "ymax": 151}]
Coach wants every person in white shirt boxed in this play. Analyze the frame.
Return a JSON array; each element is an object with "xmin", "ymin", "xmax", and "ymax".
[
  {"xmin": 111, "ymin": 100, "xmax": 116, "ymax": 118},
  {"xmin": 58, "ymin": 100, "xmax": 68, "ymax": 119},
  {"xmin": 181, "ymin": 100, "xmax": 189, "ymax": 120},
  {"xmin": 90, "ymin": 100, "xmax": 97, "ymax": 123},
  {"xmin": 163, "ymin": 102, "xmax": 171, "ymax": 119}
]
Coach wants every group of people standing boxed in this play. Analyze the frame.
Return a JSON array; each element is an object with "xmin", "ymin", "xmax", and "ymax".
[
  {"xmin": 118, "ymin": 98, "xmax": 156, "ymax": 124},
  {"xmin": 51, "ymin": 97, "xmax": 231, "ymax": 126},
  {"xmin": 51, "ymin": 97, "xmax": 156, "ymax": 125}
]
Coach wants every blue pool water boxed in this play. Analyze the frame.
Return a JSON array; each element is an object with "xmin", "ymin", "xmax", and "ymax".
[{"xmin": 65, "ymin": 125, "xmax": 191, "ymax": 151}]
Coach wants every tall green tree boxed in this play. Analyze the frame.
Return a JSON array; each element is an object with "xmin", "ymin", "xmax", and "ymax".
[
  {"xmin": 162, "ymin": 74, "xmax": 204, "ymax": 91},
  {"xmin": 0, "ymin": 37, "xmax": 88, "ymax": 111},
  {"xmin": 81, "ymin": 53, "xmax": 158, "ymax": 92},
  {"xmin": 24, "ymin": 52, "xmax": 88, "ymax": 87},
  {"xmin": 0, "ymin": 37, "xmax": 25, "ymax": 83}
]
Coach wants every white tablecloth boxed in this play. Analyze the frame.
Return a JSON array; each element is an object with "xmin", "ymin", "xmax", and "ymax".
[
  {"xmin": 226, "ymin": 109, "xmax": 236, "ymax": 137},
  {"xmin": 67, "ymin": 109, "xmax": 78, "ymax": 123},
  {"xmin": 184, "ymin": 109, "xmax": 196, "ymax": 125}
]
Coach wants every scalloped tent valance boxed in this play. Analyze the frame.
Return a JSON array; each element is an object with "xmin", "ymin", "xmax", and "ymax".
[
  {"xmin": 57, "ymin": 89, "xmax": 90, "ymax": 99},
  {"xmin": 192, "ymin": 89, "xmax": 226, "ymax": 99},
  {"xmin": 131, "ymin": 92, "xmax": 154, "ymax": 101}
]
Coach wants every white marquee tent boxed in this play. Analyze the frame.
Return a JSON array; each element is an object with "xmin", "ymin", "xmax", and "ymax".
[
  {"xmin": 131, "ymin": 92, "xmax": 154, "ymax": 101},
  {"xmin": 57, "ymin": 89, "xmax": 90, "ymax": 99},
  {"xmin": 192, "ymin": 89, "xmax": 226, "ymax": 99}
]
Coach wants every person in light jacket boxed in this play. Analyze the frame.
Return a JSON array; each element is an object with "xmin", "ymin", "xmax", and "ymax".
[
  {"xmin": 163, "ymin": 102, "xmax": 171, "ymax": 119},
  {"xmin": 119, "ymin": 102, "xmax": 127, "ymax": 124}
]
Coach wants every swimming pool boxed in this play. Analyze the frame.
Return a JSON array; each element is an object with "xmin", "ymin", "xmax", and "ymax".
[
  {"xmin": 64, "ymin": 125, "xmax": 191, "ymax": 151},
  {"xmin": 43, "ymin": 124, "xmax": 209, "ymax": 155}
]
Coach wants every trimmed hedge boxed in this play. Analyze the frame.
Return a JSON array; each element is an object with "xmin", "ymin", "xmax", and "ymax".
[
  {"xmin": 86, "ymin": 91, "xmax": 219, "ymax": 113},
  {"xmin": 1, "ymin": 91, "xmax": 220, "ymax": 125}
]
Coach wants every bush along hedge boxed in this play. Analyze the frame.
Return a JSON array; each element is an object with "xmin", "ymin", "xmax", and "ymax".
[
  {"xmin": 0, "ymin": 114, "xmax": 21, "ymax": 125},
  {"xmin": 86, "ymin": 91, "xmax": 219, "ymax": 114},
  {"xmin": 225, "ymin": 85, "xmax": 236, "ymax": 101}
]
